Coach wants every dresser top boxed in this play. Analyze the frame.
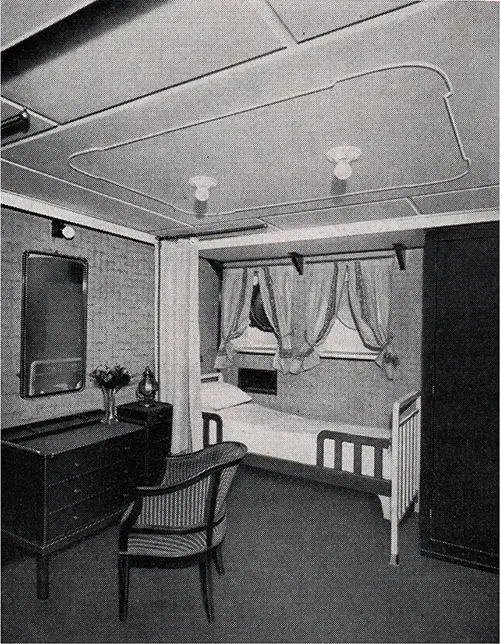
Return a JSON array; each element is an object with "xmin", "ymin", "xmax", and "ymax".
[{"xmin": 6, "ymin": 420, "xmax": 141, "ymax": 455}]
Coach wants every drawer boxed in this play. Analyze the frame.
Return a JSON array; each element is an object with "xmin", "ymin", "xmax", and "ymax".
[
  {"xmin": 47, "ymin": 461, "xmax": 142, "ymax": 512},
  {"xmin": 47, "ymin": 487, "xmax": 133, "ymax": 541},
  {"xmin": 48, "ymin": 433, "xmax": 143, "ymax": 483}
]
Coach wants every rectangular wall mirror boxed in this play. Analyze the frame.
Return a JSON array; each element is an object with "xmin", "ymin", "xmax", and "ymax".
[{"xmin": 20, "ymin": 251, "xmax": 88, "ymax": 398}]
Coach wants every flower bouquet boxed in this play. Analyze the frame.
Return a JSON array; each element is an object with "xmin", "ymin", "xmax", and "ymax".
[{"xmin": 89, "ymin": 364, "xmax": 132, "ymax": 423}]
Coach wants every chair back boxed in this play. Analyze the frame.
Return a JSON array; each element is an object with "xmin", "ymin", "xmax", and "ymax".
[{"xmin": 136, "ymin": 442, "xmax": 247, "ymax": 531}]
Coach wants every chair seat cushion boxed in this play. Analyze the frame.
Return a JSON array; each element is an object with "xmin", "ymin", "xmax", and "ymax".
[{"xmin": 126, "ymin": 516, "xmax": 227, "ymax": 557}]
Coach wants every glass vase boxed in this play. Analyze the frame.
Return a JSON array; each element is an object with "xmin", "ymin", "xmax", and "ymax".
[{"xmin": 101, "ymin": 387, "xmax": 118, "ymax": 424}]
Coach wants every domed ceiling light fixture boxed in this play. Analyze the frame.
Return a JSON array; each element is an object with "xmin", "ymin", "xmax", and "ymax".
[
  {"xmin": 189, "ymin": 176, "xmax": 217, "ymax": 203},
  {"xmin": 326, "ymin": 146, "xmax": 361, "ymax": 180}
]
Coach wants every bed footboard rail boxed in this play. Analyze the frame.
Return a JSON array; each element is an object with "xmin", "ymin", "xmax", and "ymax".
[
  {"xmin": 390, "ymin": 391, "xmax": 421, "ymax": 565},
  {"xmin": 202, "ymin": 411, "xmax": 223, "ymax": 447},
  {"xmin": 316, "ymin": 430, "xmax": 391, "ymax": 496}
]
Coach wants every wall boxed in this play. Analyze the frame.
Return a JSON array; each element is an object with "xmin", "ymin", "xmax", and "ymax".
[
  {"xmin": 224, "ymin": 249, "xmax": 423, "ymax": 428},
  {"xmin": 1, "ymin": 207, "xmax": 155, "ymax": 428}
]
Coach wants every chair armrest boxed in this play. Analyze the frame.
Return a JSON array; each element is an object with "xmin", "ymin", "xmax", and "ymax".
[{"xmin": 202, "ymin": 411, "xmax": 223, "ymax": 446}]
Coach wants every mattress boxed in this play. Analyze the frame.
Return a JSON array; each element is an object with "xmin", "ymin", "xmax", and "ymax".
[{"xmin": 207, "ymin": 402, "xmax": 391, "ymax": 479}]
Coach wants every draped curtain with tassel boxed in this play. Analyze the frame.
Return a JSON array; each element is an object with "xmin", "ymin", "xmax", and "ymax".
[
  {"xmin": 214, "ymin": 267, "xmax": 253, "ymax": 369},
  {"xmin": 159, "ymin": 239, "xmax": 202, "ymax": 453},
  {"xmin": 290, "ymin": 262, "xmax": 345, "ymax": 373},
  {"xmin": 347, "ymin": 257, "xmax": 399, "ymax": 380},
  {"xmin": 257, "ymin": 265, "xmax": 295, "ymax": 373}
]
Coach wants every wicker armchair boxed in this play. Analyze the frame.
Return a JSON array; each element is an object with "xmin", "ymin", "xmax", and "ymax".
[{"xmin": 118, "ymin": 441, "xmax": 247, "ymax": 622}]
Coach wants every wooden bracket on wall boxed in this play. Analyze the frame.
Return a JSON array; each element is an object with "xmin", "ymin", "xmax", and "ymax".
[
  {"xmin": 393, "ymin": 243, "xmax": 406, "ymax": 271},
  {"xmin": 205, "ymin": 258, "xmax": 223, "ymax": 280},
  {"xmin": 289, "ymin": 252, "xmax": 304, "ymax": 275}
]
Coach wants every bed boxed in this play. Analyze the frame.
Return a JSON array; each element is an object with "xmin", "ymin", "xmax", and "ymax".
[{"xmin": 201, "ymin": 373, "xmax": 421, "ymax": 565}]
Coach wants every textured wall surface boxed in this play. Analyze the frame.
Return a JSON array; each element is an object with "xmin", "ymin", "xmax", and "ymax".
[
  {"xmin": 225, "ymin": 249, "xmax": 423, "ymax": 428},
  {"xmin": 1, "ymin": 207, "xmax": 155, "ymax": 428}
]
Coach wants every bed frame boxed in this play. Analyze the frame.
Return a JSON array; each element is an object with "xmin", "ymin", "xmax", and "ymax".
[{"xmin": 201, "ymin": 373, "xmax": 421, "ymax": 565}]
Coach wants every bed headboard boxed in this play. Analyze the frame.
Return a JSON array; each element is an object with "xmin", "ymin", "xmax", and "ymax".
[{"xmin": 201, "ymin": 372, "xmax": 224, "ymax": 383}]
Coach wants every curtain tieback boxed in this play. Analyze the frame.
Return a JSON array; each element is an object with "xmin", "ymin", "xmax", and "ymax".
[{"xmin": 378, "ymin": 336, "xmax": 399, "ymax": 367}]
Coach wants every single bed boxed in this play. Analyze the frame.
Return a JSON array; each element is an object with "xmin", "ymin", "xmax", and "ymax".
[{"xmin": 201, "ymin": 373, "xmax": 421, "ymax": 565}]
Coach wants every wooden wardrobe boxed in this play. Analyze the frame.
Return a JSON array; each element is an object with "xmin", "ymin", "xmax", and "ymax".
[{"xmin": 420, "ymin": 222, "xmax": 499, "ymax": 572}]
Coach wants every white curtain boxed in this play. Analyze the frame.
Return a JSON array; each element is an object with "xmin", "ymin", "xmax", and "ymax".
[
  {"xmin": 290, "ymin": 262, "xmax": 345, "ymax": 373},
  {"xmin": 347, "ymin": 258, "xmax": 398, "ymax": 380},
  {"xmin": 257, "ymin": 265, "xmax": 295, "ymax": 373},
  {"xmin": 159, "ymin": 239, "xmax": 202, "ymax": 453},
  {"xmin": 214, "ymin": 267, "xmax": 253, "ymax": 369}
]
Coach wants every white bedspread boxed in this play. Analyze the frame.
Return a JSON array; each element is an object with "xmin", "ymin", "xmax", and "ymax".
[{"xmin": 207, "ymin": 402, "xmax": 391, "ymax": 479}]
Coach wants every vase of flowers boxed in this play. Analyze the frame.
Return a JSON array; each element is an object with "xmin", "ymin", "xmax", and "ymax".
[{"xmin": 89, "ymin": 364, "xmax": 132, "ymax": 424}]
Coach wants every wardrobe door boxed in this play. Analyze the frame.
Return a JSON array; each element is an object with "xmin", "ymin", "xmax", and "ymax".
[{"xmin": 420, "ymin": 222, "xmax": 499, "ymax": 572}]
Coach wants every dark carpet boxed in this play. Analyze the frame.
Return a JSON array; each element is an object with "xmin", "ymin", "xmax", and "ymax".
[{"xmin": 2, "ymin": 465, "xmax": 498, "ymax": 643}]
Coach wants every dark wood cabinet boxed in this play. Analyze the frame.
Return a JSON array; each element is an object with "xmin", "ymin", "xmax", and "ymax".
[
  {"xmin": 420, "ymin": 222, "xmax": 499, "ymax": 572},
  {"xmin": 1, "ymin": 405, "xmax": 173, "ymax": 598},
  {"xmin": 117, "ymin": 401, "xmax": 172, "ymax": 484}
]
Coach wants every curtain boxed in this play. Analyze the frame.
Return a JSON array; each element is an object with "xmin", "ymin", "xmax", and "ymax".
[
  {"xmin": 159, "ymin": 239, "xmax": 203, "ymax": 453},
  {"xmin": 214, "ymin": 267, "xmax": 253, "ymax": 369},
  {"xmin": 257, "ymin": 265, "xmax": 295, "ymax": 373},
  {"xmin": 347, "ymin": 257, "xmax": 399, "ymax": 380},
  {"xmin": 290, "ymin": 262, "xmax": 345, "ymax": 373}
]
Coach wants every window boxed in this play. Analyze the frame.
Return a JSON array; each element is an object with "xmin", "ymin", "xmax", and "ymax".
[{"xmin": 232, "ymin": 271, "xmax": 377, "ymax": 360}]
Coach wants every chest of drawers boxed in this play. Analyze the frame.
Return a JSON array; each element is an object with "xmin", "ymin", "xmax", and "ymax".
[{"xmin": 1, "ymin": 411, "xmax": 161, "ymax": 599}]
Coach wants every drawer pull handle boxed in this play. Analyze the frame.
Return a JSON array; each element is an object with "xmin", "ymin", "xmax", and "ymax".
[
  {"xmin": 74, "ymin": 462, "xmax": 81, "ymax": 468},
  {"xmin": 73, "ymin": 488, "xmax": 81, "ymax": 494},
  {"xmin": 73, "ymin": 515, "xmax": 79, "ymax": 521}
]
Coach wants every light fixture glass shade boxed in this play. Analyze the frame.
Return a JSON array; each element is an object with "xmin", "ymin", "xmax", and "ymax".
[
  {"xmin": 61, "ymin": 224, "xmax": 75, "ymax": 240},
  {"xmin": 189, "ymin": 176, "xmax": 217, "ymax": 203},
  {"xmin": 194, "ymin": 186, "xmax": 210, "ymax": 202},
  {"xmin": 333, "ymin": 159, "xmax": 352, "ymax": 180},
  {"xmin": 326, "ymin": 146, "xmax": 361, "ymax": 181}
]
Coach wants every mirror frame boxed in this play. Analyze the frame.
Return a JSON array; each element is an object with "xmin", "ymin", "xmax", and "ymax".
[{"xmin": 20, "ymin": 250, "xmax": 89, "ymax": 398}]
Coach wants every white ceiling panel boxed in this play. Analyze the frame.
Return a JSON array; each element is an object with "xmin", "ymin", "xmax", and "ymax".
[
  {"xmin": 0, "ymin": 160, "xmax": 181, "ymax": 232},
  {"xmin": 269, "ymin": 0, "xmax": 417, "ymax": 42},
  {"xmin": 265, "ymin": 199, "xmax": 417, "ymax": 231},
  {"xmin": 1, "ymin": 0, "xmax": 98, "ymax": 50},
  {"xmin": 1, "ymin": 0, "xmax": 498, "ymax": 254},
  {"xmin": 66, "ymin": 65, "xmax": 469, "ymax": 216},
  {"xmin": 412, "ymin": 186, "xmax": 499, "ymax": 215},
  {"xmin": 2, "ymin": 0, "xmax": 283, "ymax": 122}
]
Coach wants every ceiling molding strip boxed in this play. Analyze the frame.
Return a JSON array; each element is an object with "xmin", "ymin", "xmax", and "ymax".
[
  {"xmin": 1, "ymin": 190, "xmax": 156, "ymax": 244},
  {"xmin": 197, "ymin": 209, "xmax": 499, "ymax": 251},
  {"xmin": 67, "ymin": 61, "xmax": 471, "ymax": 218},
  {"xmin": 248, "ymin": 0, "xmax": 298, "ymax": 47}
]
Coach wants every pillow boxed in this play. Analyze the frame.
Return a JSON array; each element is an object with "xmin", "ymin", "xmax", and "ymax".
[{"xmin": 201, "ymin": 381, "xmax": 252, "ymax": 411}]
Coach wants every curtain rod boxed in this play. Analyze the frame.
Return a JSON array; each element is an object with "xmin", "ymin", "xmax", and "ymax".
[{"xmin": 222, "ymin": 248, "xmax": 397, "ymax": 269}]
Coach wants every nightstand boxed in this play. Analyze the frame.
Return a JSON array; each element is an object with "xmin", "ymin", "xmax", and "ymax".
[{"xmin": 118, "ymin": 401, "xmax": 173, "ymax": 484}]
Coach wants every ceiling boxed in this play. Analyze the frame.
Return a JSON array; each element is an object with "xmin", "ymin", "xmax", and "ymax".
[{"xmin": 1, "ymin": 0, "xmax": 498, "ymax": 259}]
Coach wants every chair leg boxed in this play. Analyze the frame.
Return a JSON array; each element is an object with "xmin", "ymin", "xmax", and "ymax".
[
  {"xmin": 213, "ymin": 544, "xmax": 225, "ymax": 576},
  {"xmin": 118, "ymin": 555, "xmax": 130, "ymax": 621},
  {"xmin": 199, "ymin": 556, "xmax": 215, "ymax": 623}
]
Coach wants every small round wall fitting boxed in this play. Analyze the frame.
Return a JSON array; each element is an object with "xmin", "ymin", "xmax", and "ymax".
[{"xmin": 51, "ymin": 220, "xmax": 75, "ymax": 239}]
